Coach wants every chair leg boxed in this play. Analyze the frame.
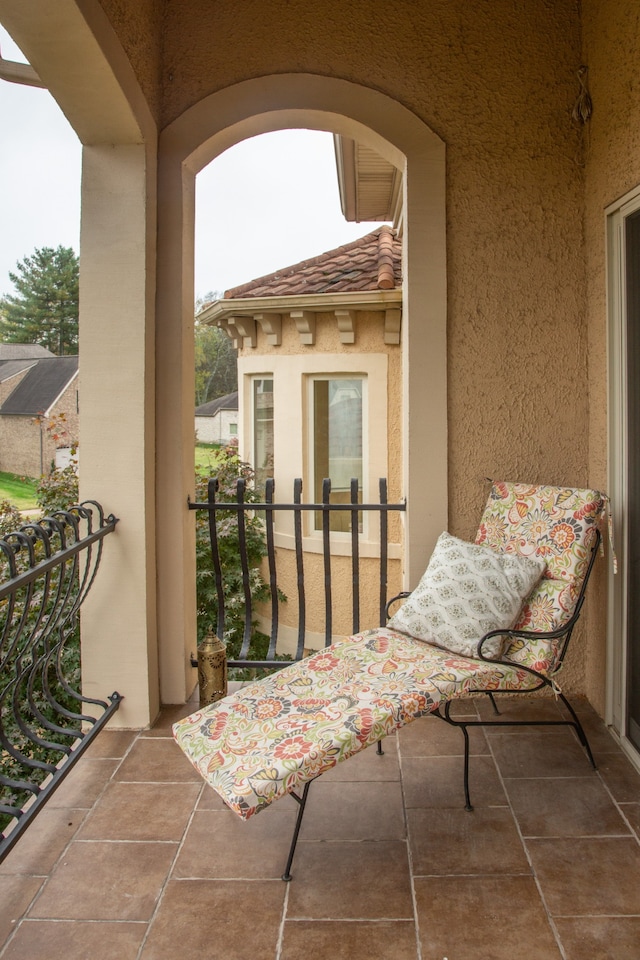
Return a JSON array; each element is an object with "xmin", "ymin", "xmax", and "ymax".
[
  {"xmin": 486, "ymin": 692, "xmax": 501, "ymax": 715},
  {"xmin": 461, "ymin": 724, "xmax": 474, "ymax": 812},
  {"xmin": 377, "ymin": 739, "xmax": 384, "ymax": 756},
  {"xmin": 558, "ymin": 693, "xmax": 597, "ymax": 769},
  {"xmin": 282, "ymin": 779, "xmax": 313, "ymax": 881}
]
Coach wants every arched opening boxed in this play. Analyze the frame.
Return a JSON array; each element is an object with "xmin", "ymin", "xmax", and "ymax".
[{"xmin": 156, "ymin": 75, "xmax": 447, "ymax": 705}]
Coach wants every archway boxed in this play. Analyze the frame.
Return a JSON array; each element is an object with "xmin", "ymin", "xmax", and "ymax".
[{"xmin": 156, "ymin": 74, "xmax": 447, "ymax": 704}]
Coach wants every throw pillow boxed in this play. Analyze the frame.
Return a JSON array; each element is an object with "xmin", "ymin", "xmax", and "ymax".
[{"xmin": 387, "ymin": 531, "xmax": 546, "ymax": 659}]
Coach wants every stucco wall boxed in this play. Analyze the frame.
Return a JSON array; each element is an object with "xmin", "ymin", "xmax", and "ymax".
[
  {"xmin": 148, "ymin": 0, "xmax": 586, "ymax": 515},
  {"xmin": 96, "ymin": 0, "xmax": 614, "ymax": 701},
  {"xmin": 238, "ymin": 308, "xmax": 403, "ymax": 641},
  {"xmin": 96, "ymin": 0, "xmax": 163, "ymax": 120}
]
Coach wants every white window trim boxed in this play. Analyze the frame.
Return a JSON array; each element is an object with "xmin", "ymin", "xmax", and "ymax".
[
  {"xmin": 248, "ymin": 374, "xmax": 274, "ymax": 486},
  {"xmin": 306, "ymin": 373, "xmax": 369, "ymax": 538},
  {"xmin": 240, "ymin": 352, "xmax": 390, "ymax": 556}
]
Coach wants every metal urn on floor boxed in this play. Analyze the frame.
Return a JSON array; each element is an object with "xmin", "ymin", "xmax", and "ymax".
[{"xmin": 197, "ymin": 631, "xmax": 227, "ymax": 707}]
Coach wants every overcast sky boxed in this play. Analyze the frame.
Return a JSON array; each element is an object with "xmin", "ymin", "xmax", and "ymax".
[{"xmin": 0, "ymin": 25, "xmax": 381, "ymax": 303}]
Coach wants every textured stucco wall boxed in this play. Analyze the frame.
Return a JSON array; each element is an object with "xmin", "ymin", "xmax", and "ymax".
[
  {"xmin": 238, "ymin": 309, "xmax": 403, "ymax": 640},
  {"xmin": 100, "ymin": 0, "xmax": 609, "ymax": 696},
  {"xmin": 238, "ymin": 308, "xmax": 403, "ymax": 509},
  {"xmin": 153, "ymin": 0, "xmax": 587, "ymax": 518},
  {"xmin": 97, "ymin": 0, "xmax": 163, "ymax": 120}
]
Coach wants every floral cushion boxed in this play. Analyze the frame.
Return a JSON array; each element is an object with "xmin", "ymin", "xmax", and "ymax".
[
  {"xmin": 173, "ymin": 627, "xmax": 544, "ymax": 820},
  {"xmin": 475, "ymin": 482, "xmax": 605, "ymax": 670},
  {"xmin": 175, "ymin": 629, "xmax": 446, "ymax": 819},
  {"xmin": 386, "ymin": 532, "xmax": 545, "ymax": 659},
  {"xmin": 174, "ymin": 483, "xmax": 606, "ymax": 821}
]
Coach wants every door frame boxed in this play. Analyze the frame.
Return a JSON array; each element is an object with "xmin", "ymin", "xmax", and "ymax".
[{"xmin": 606, "ymin": 184, "xmax": 640, "ymax": 774}]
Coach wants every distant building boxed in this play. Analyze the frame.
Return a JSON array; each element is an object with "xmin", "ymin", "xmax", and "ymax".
[
  {"xmin": 0, "ymin": 345, "xmax": 79, "ymax": 477},
  {"xmin": 195, "ymin": 391, "xmax": 239, "ymax": 445},
  {"xmin": 197, "ymin": 227, "xmax": 403, "ymax": 650}
]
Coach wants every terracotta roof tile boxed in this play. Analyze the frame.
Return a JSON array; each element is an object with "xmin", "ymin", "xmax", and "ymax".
[{"xmin": 223, "ymin": 226, "xmax": 401, "ymax": 300}]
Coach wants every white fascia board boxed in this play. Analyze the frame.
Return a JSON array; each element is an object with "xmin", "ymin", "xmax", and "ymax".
[{"xmin": 198, "ymin": 289, "xmax": 402, "ymax": 326}]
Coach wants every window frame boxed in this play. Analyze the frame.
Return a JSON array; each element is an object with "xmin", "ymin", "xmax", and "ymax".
[{"xmin": 306, "ymin": 373, "xmax": 368, "ymax": 535}]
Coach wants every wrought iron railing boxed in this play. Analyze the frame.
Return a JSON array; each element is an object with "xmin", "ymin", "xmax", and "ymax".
[
  {"xmin": 0, "ymin": 502, "xmax": 122, "ymax": 862},
  {"xmin": 190, "ymin": 477, "xmax": 406, "ymax": 669}
]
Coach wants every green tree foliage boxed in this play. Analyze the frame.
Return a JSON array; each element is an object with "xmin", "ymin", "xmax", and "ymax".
[
  {"xmin": 35, "ymin": 445, "xmax": 281, "ymax": 667},
  {"xmin": 0, "ymin": 499, "xmax": 23, "ymax": 537},
  {"xmin": 0, "ymin": 245, "xmax": 79, "ymax": 355},
  {"xmin": 194, "ymin": 316, "xmax": 237, "ymax": 406},
  {"xmin": 36, "ymin": 464, "xmax": 79, "ymax": 514},
  {"xmin": 195, "ymin": 445, "xmax": 286, "ymax": 666}
]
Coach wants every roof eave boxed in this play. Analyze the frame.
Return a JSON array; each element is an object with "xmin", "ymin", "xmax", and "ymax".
[{"xmin": 199, "ymin": 288, "xmax": 403, "ymax": 326}]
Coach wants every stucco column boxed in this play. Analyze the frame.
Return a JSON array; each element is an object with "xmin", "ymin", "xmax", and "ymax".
[
  {"xmin": 79, "ymin": 142, "xmax": 159, "ymax": 728},
  {"xmin": 402, "ymin": 149, "xmax": 448, "ymax": 587},
  {"xmin": 155, "ymin": 157, "xmax": 199, "ymax": 705}
]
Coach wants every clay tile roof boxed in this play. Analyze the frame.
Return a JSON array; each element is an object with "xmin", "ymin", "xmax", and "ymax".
[{"xmin": 223, "ymin": 226, "xmax": 401, "ymax": 300}]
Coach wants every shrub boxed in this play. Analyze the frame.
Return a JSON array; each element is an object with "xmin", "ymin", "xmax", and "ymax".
[
  {"xmin": 36, "ymin": 464, "xmax": 79, "ymax": 515},
  {"xmin": 195, "ymin": 444, "xmax": 285, "ymax": 664},
  {"xmin": 0, "ymin": 499, "xmax": 23, "ymax": 538}
]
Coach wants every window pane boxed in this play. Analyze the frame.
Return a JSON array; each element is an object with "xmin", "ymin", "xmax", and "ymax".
[
  {"xmin": 253, "ymin": 378, "xmax": 273, "ymax": 491},
  {"xmin": 313, "ymin": 378, "xmax": 363, "ymax": 531}
]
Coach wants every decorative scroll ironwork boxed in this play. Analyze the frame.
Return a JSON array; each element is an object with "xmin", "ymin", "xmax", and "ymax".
[
  {"xmin": 0, "ymin": 501, "xmax": 121, "ymax": 862},
  {"xmin": 189, "ymin": 477, "xmax": 406, "ymax": 670}
]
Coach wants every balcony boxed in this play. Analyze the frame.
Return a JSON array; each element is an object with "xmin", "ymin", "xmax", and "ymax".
[{"xmin": 1, "ymin": 692, "xmax": 639, "ymax": 960}]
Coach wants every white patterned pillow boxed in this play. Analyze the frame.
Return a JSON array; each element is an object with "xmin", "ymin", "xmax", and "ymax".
[{"xmin": 387, "ymin": 532, "xmax": 546, "ymax": 659}]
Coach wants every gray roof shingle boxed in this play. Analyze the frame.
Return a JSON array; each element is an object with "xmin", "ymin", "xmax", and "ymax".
[
  {"xmin": 195, "ymin": 391, "xmax": 239, "ymax": 417},
  {"xmin": 0, "ymin": 356, "xmax": 78, "ymax": 416}
]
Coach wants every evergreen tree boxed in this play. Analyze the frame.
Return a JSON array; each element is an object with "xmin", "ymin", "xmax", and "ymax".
[{"xmin": 0, "ymin": 246, "xmax": 79, "ymax": 355}]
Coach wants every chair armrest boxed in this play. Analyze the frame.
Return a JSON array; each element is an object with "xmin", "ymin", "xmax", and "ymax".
[
  {"xmin": 385, "ymin": 592, "xmax": 411, "ymax": 620},
  {"xmin": 476, "ymin": 585, "xmax": 589, "ymax": 663}
]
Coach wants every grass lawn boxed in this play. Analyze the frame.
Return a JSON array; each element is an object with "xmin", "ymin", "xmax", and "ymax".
[
  {"xmin": 195, "ymin": 443, "xmax": 225, "ymax": 475},
  {"xmin": 0, "ymin": 471, "xmax": 39, "ymax": 510},
  {"xmin": 0, "ymin": 448, "xmax": 223, "ymax": 512}
]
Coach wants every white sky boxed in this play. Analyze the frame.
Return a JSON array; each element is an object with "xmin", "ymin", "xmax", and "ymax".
[{"xmin": 0, "ymin": 25, "xmax": 382, "ymax": 303}]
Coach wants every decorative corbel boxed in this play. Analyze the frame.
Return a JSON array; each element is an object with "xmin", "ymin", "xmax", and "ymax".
[
  {"xmin": 291, "ymin": 310, "xmax": 316, "ymax": 345},
  {"xmin": 335, "ymin": 309, "xmax": 356, "ymax": 344},
  {"xmin": 384, "ymin": 308, "xmax": 401, "ymax": 345},
  {"xmin": 254, "ymin": 313, "xmax": 282, "ymax": 346},
  {"xmin": 231, "ymin": 316, "xmax": 257, "ymax": 349},
  {"xmin": 217, "ymin": 319, "xmax": 241, "ymax": 350}
]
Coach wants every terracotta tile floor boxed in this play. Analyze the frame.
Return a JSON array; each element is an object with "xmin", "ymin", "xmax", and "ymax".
[{"xmin": 1, "ymin": 695, "xmax": 640, "ymax": 960}]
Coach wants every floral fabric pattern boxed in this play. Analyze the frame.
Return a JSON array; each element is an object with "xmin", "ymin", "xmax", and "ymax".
[
  {"xmin": 174, "ymin": 483, "xmax": 606, "ymax": 822},
  {"xmin": 475, "ymin": 482, "xmax": 605, "ymax": 668},
  {"xmin": 386, "ymin": 531, "xmax": 545, "ymax": 659},
  {"xmin": 173, "ymin": 626, "xmax": 542, "ymax": 820}
]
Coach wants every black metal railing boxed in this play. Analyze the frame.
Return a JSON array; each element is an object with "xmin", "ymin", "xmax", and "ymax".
[
  {"xmin": 0, "ymin": 502, "xmax": 122, "ymax": 862},
  {"xmin": 190, "ymin": 477, "xmax": 406, "ymax": 669}
]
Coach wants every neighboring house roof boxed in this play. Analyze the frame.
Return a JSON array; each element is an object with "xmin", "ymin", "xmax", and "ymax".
[
  {"xmin": 0, "ymin": 356, "xmax": 78, "ymax": 416},
  {"xmin": 0, "ymin": 343, "xmax": 56, "ymax": 360},
  {"xmin": 0, "ymin": 359, "xmax": 39, "ymax": 383},
  {"xmin": 195, "ymin": 391, "xmax": 239, "ymax": 417},
  {"xmin": 223, "ymin": 226, "xmax": 400, "ymax": 300}
]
